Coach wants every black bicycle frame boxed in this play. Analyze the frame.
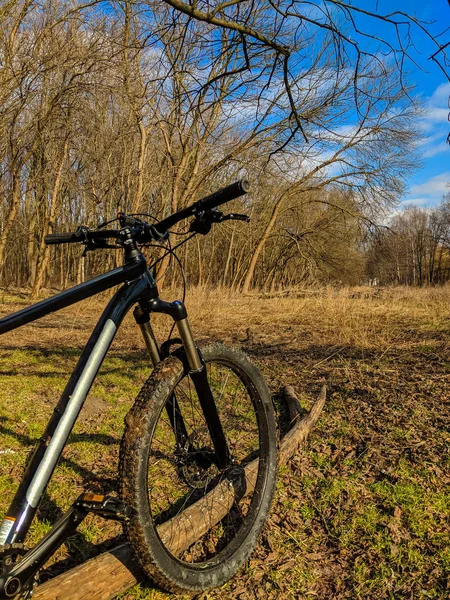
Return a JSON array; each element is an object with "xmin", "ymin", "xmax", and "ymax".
[
  {"xmin": 0, "ymin": 254, "xmax": 230, "ymax": 557},
  {"xmin": 0, "ymin": 258, "xmax": 150, "ymax": 546}
]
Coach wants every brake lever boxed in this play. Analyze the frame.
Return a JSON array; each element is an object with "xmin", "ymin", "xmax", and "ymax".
[
  {"xmin": 221, "ymin": 213, "xmax": 250, "ymax": 223},
  {"xmin": 189, "ymin": 209, "xmax": 250, "ymax": 235}
]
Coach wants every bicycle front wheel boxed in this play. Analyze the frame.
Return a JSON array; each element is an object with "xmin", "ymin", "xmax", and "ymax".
[{"xmin": 119, "ymin": 343, "xmax": 277, "ymax": 594}]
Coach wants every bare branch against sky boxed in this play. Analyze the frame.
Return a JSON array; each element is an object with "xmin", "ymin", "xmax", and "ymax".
[{"xmin": 159, "ymin": 1, "xmax": 450, "ymax": 144}]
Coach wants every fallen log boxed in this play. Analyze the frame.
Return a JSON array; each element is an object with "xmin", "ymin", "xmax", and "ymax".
[
  {"xmin": 34, "ymin": 384, "xmax": 326, "ymax": 600},
  {"xmin": 279, "ymin": 384, "xmax": 326, "ymax": 463}
]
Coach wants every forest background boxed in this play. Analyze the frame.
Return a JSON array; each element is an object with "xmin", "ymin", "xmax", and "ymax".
[
  {"xmin": 1, "ymin": 4, "xmax": 450, "ymax": 598},
  {"xmin": 1, "ymin": 0, "xmax": 450, "ymax": 296}
]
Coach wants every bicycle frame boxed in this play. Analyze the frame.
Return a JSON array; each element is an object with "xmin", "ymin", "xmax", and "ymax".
[{"xmin": 0, "ymin": 252, "xmax": 230, "ymax": 596}]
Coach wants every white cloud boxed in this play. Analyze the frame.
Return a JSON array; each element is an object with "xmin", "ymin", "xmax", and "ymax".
[
  {"xmin": 417, "ymin": 131, "xmax": 443, "ymax": 147},
  {"xmin": 417, "ymin": 82, "xmax": 450, "ymax": 158},
  {"xmin": 424, "ymin": 107, "xmax": 449, "ymax": 123},
  {"xmin": 430, "ymin": 82, "xmax": 450, "ymax": 104},
  {"xmin": 409, "ymin": 172, "xmax": 450, "ymax": 196},
  {"xmin": 401, "ymin": 197, "xmax": 429, "ymax": 206},
  {"xmin": 422, "ymin": 142, "xmax": 450, "ymax": 158}
]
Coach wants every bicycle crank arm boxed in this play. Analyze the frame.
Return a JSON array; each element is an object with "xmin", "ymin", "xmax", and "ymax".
[
  {"xmin": 0, "ymin": 493, "xmax": 133, "ymax": 598},
  {"xmin": 76, "ymin": 493, "xmax": 134, "ymax": 522},
  {"xmin": 0, "ymin": 502, "xmax": 87, "ymax": 597}
]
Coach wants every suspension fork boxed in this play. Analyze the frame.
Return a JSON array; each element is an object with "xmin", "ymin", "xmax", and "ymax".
[
  {"xmin": 134, "ymin": 306, "xmax": 160, "ymax": 368},
  {"xmin": 134, "ymin": 306, "xmax": 189, "ymax": 446},
  {"xmin": 177, "ymin": 317, "xmax": 231, "ymax": 469},
  {"xmin": 136, "ymin": 300, "xmax": 230, "ymax": 469}
]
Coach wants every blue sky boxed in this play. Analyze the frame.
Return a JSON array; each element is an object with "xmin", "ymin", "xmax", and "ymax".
[{"xmin": 370, "ymin": 0, "xmax": 450, "ymax": 209}]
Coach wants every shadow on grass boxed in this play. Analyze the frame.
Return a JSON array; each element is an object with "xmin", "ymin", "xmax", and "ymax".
[
  {"xmin": 0, "ymin": 344, "xmax": 155, "ymax": 588},
  {"xmin": 0, "ymin": 416, "xmax": 122, "ymax": 576},
  {"xmin": 243, "ymin": 341, "xmax": 380, "ymax": 362},
  {"xmin": 0, "ymin": 347, "xmax": 152, "ymax": 382}
]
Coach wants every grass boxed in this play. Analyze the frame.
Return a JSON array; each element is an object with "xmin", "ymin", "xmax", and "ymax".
[{"xmin": 0, "ymin": 284, "xmax": 449, "ymax": 598}]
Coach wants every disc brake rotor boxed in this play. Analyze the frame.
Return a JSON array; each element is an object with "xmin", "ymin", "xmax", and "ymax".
[{"xmin": 177, "ymin": 431, "xmax": 219, "ymax": 489}]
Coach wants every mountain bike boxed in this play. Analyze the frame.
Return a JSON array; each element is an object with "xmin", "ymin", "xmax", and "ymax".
[{"xmin": 0, "ymin": 179, "xmax": 278, "ymax": 598}]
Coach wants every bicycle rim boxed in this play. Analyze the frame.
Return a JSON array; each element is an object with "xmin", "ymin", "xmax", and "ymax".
[{"xmin": 146, "ymin": 354, "xmax": 271, "ymax": 565}]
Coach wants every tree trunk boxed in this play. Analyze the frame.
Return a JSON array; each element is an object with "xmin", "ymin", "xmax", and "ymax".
[
  {"xmin": 77, "ymin": 255, "xmax": 85, "ymax": 285},
  {"xmin": 205, "ymin": 237, "xmax": 215, "ymax": 286},
  {"xmin": 242, "ymin": 198, "xmax": 283, "ymax": 294},
  {"xmin": 32, "ymin": 141, "xmax": 68, "ymax": 298},
  {"xmin": 196, "ymin": 236, "xmax": 202, "ymax": 286},
  {"xmin": 26, "ymin": 207, "xmax": 38, "ymax": 287},
  {"xmin": 0, "ymin": 175, "xmax": 21, "ymax": 279},
  {"xmin": 222, "ymin": 228, "xmax": 234, "ymax": 286},
  {"xmin": 132, "ymin": 120, "xmax": 147, "ymax": 213}
]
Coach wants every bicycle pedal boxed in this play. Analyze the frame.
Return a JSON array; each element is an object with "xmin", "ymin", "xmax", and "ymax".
[{"xmin": 76, "ymin": 493, "xmax": 134, "ymax": 522}]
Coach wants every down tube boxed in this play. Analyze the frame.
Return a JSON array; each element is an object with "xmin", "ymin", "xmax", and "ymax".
[{"xmin": 0, "ymin": 276, "xmax": 150, "ymax": 545}]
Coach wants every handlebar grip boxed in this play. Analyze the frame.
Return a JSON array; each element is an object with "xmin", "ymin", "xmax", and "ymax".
[
  {"xmin": 196, "ymin": 179, "xmax": 250, "ymax": 211},
  {"xmin": 44, "ymin": 232, "xmax": 80, "ymax": 245}
]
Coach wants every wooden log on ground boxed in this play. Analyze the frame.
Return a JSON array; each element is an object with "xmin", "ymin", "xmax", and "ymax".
[
  {"xmin": 34, "ymin": 384, "xmax": 326, "ymax": 600},
  {"xmin": 33, "ymin": 543, "xmax": 144, "ymax": 600},
  {"xmin": 279, "ymin": 384, "xmax": 326, "ymax": 463}
]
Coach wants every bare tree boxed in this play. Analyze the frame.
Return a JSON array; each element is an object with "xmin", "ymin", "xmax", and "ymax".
[
  {"xmin": 157, "ymin": 0, "xmax": 449, "ymax": 144},
  {"xmin": 0, "ymin": 0, "xmax": 444, "ymax": 293}
]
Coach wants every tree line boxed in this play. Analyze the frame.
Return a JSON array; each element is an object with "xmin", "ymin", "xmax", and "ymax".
[
  {"xmin": 1, "ymin": 0, "xmax": 446, "ymax": 295},
  {"xmin": 366, "ymin": 194, "xmax": 450, "ymax": 287}
]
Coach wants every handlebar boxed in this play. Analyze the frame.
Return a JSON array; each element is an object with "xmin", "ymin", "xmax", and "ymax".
[
  {"xmin": 45, "ymin": 232, "xmax": 80, "ymax": 245},
  {"xmin": 153, "ymin": 179, "xmax": 250, "ymax": 234},
  {"xmin": 44, "ymin": 228, "xmax": 122, "ymax": 246},
  {"xmin": 44, "ymin": 178, "xmax": 250, "ymax": 246},
  {"xmin": 195, "ymin": 179, "xmax": 250, "ymax": 211}
]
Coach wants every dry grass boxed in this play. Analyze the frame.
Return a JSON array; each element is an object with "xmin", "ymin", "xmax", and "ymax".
[{"xmin": 0, "ymin": 284, "xmax": 449, "ymax": 599}]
